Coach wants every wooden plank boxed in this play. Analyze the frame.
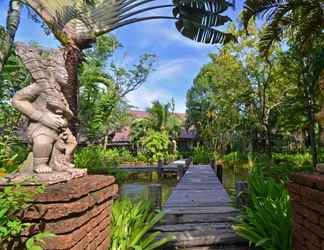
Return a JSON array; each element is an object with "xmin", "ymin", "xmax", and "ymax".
[
  {"xmin": 160, "ymin": 229, "xmax": 247, "ymax": 247},
  {"xmin": 155, "ymin": 222, "xmax": 233, "ymax": 232},
  {"xmin": 162, "ymin": 212, "xmax": 238, "ymax": 224},
  {"xmin": 164, "ymin": 206, "xmax": 239, "ymax": 215}
]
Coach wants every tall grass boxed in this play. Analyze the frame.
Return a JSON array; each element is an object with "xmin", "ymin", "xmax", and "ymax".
[{"xmin": 111, "ymin": 197, "xmax": 174, "ymax": 250}]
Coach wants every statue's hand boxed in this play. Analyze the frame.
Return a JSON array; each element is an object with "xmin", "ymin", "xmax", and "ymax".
[{"xmin": 40, "ymin": 113, "xmax": 66, "ymax": 131}]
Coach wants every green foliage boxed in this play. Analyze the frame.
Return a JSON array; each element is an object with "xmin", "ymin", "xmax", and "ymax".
[
  {"xmin": 111, "ymin": 197, "xmax": 175, "ymax": 250},
  {"xmin": 26, "ymin": 232, "xmax": 56, "ymax": 250},
  {"xmin": 0, "ymin": 184, "xmax": 54, "ymax": 250},
  {"xmin": 74, "ymin": 147, "xmax": 127, "ymax": 182},
  {"xmin": 234, "ymin": 171, "xmax": 292, "ymax": 250},
  {"xmin": 0, "ymin": 134, "xmax": 28, "ymax": 174},
  {"xmin": 141, "ymin": 130, "xmax": 171, "ymax": 163},
  {"xmin": 191, "ymin": 145, "xmax": 215, "ymax": 164},
  {"xmin": 80, "ymin": 35, "xmax": 155, "ymax": 143}
]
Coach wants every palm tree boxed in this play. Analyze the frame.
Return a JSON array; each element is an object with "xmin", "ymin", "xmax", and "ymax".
[
  {"xmin": 1, "ymin": 0, "xmax": 235, "ymax": 134},
  {"xmin": 242, "ymin": 0, "xmax": 324, "ymax": 56}
]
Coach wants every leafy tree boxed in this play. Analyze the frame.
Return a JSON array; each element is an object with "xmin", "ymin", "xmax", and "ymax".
[
  {"xmin": 0, "ymin": 0, "xmax": 235, "ymax": 134},
  {"xmin": 186, "ymin": 23, "xmax": 313, "ymax": 159},
  {"xmin": 79, "ymin": 35, "xmax": 155, "ymax": 144}
]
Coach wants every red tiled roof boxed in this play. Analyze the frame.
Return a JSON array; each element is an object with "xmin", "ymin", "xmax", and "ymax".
[
  {"xmin": 129, "ymin": 110, "xmax": 186, "ymax": 120},
  {"xmin": 111, "ymin": 126, "xmax": 131, "ymax": 142}
]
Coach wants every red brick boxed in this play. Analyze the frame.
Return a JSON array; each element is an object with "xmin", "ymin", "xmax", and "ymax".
[
  {"xmin": 43, "ymin": 200, "xmax": 112, "ymax": 234},
  {"xmin": 304, "ymin": 220, "xmax": 324, "ymax": 240},
  {"xmin": 288, "ymin": 182, "xmax": 302, "ymax": 193},
  {"xmin": 303, "ymin": 207, "xmax": 320, "ymax": 225},
  {"xmin": 320, "ymin": 217, "xmax": 324, "ymax": 228},
  {"xmin": 305, "ymin": 240, "xmax": 320, "ymax": 250},
  {"xmin": 291, "ymin": 193, "xmax": 303, "ymax": 202},
  {"xmin": 35, "ymin": 175, "xmax": 116, "ymax": 202},
  {"xmin": 300, "ymin": 199, "xmax": 324, "ymax": 216},
  {"xmin": 293, "ymin": 202, "xmax": 306, "ymax": 214},
  {"xmin": 293, "ymin": 213, "xmax": 305, "ymax": 226},
  {"xmin": 22, "ymin": 185, "xmax": 116, "ymax": 221},
  {"xmin": 304, "ymin": 230, "xmax": 321, "ymax": 247},
  {"xmin": 290, "ymin": 173, "xmax": 324, "ymax": 191},
  {"xmin": 299, "ymin": 185, "xmax": 324, "ymax": 203}
]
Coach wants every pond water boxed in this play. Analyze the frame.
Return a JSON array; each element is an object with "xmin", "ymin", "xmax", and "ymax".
[{"xmin": 120, "ymin": 166, "xmax": 249, "ymax": 203}]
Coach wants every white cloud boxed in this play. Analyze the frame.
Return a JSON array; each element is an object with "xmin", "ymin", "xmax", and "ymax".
[
  {"xmin": 126, "ymin": 86, "xmax": 171, "ymax": 110},
  {"xmin": 126, "ymin": 85, "xmax": 186, "ymax": 113}
]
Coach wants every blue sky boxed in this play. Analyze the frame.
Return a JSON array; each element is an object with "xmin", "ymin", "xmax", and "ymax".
[{"xmin": 0, "ymin": 0, "xmax": 244, "ymax": 112}]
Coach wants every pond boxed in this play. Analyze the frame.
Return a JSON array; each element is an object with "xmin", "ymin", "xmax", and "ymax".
[{"xmin": 120, "ymin": 166, "xmax": 249, "ymax": 203}]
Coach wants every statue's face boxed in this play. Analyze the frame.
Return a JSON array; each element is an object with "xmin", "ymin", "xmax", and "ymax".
[{"xmin": 54, "ymin": 65, "xmax": 69, "ymax": 87}]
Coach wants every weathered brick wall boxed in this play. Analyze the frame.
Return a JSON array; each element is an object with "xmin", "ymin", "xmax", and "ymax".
[
  {"xmin": 21, "ymin": 175, "xmax": 118, "ymax": 250},
  {"xmin": 287, "ymin": 173, "xmax": 324, "ymax": 250}
]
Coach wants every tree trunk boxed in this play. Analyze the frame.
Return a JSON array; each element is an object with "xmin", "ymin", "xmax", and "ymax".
[
  {"xmin": 265, "ymin": 124, "xmax": 272, "ymax": 159},
  {"xmin": 305, "ymin": 78, "xmax": 318, "ymax": 168},
  {"xmin": 64, "ymin": 46, "xmax": 83, "ymax": 137},
  {"xmin": 0, "ymin": 0, "xmax": 22, "ymax": 72}
]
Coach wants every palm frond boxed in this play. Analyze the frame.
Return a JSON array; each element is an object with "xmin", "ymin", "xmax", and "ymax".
[{"xmin": 25, "ymin": 0, "xmax": 234, "ymax": 47}]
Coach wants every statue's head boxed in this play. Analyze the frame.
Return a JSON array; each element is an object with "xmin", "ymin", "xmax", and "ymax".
[
  {"xmin": 48, "ymin": 50, "xmax": 69, "ymax": 87},
  {"xmin": 15, "ymin": 43, "xmax": 68, "ymax": 88}
]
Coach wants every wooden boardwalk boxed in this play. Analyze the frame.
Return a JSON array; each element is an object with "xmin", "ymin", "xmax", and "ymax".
[{"xmin": 155, "ymin": 165, "xmax": 250, "ymax": 250}]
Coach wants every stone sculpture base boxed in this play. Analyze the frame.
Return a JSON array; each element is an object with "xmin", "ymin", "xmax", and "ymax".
[
  {"xmin": 5, "ymin": 175, "xmax": 118, "ymax": 250},
  {"xmin": 287, "ymin": 172, "xmax": 324, "ymax": 250}
]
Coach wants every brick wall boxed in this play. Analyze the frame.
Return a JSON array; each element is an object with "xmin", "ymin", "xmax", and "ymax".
[
  {"xmin": 21, "ymin": 175, "xmax": 118, "ymax": 250},
  {"xmin": 288, "ymin": 172, "xmax": 324, "ymax": 250}
]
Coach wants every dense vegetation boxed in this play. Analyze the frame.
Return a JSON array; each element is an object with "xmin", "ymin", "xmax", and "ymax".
[{"xmin": 0, "ymin": 0, "xmax": 323, "ymax": 249}]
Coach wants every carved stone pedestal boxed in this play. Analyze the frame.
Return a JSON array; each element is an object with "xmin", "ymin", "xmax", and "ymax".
[
  {"xmin": 287, "ymin": 172, "xmax": 324, "ymax": 250},
  {"xmin": 14, "ymin": 175, "xmax": 118, "ymax": 250}
]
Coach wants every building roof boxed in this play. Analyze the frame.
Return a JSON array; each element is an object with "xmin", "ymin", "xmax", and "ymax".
[
  {"xmin": 129, "ymin": 110, "xmax": 186, "ymax": 121},
  {"xmin": 109, "ymin": 110, "xmax": 195, "ymax": 143}
]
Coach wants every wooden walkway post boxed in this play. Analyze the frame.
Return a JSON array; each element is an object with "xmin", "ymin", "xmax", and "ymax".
[
  {"xmin": 235, "ymin": 181, "xmax": 249, "ymax": 207},
  {"xmin": 148, "ymin": 184, "xmax": 162, "ymax": 210},
  {"xmin": 216, "ymin": 162, "xmax": 223, "ymax": 184},
  {"xmin": 177, "ymin": 164, "xmax": 184, "ymax": 181},
  {"xmin": 157, "ymin": 160, "xmax": 163, "ymax": 178},
  {"xmin": 210, "ymin": 160, "xmax": 223, "ymax": 183}
]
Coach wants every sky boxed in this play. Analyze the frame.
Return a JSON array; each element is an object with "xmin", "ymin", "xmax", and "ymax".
[{"xmin": 0, "ymin": 0, "xmax": 244, "ymax": 113}]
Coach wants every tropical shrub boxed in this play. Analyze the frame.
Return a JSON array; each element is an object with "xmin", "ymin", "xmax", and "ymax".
[
  {"xmin": 0, "ymin": 134, "xmax": 28, "ymax": 174},
  {"xmin": 234, "ymin": 171, "xmax": 292, "ymax": 250},
  {"xmin": 252, "ymin": 153, "xmax": 312, "ymax": 181},
  {"xmin": 191, "ymin": 145, "xmax": 215, "ymax": 164},
  {"xmin": 74, "ymin": 147, "xmax": 127, "ymax": 182},
  {"xmin": 141, "ymin": 130, "xmax": 170, "ymax": 163},
  {"xmin": 0, "ymin": 184, "xmax": 54, "ymax": 250},
  {"xmin": 111, "ymin": 197, "xmax": 175, "ymax": 250},
  {"xmin": 118, "ymin": 149, "xmax": 135, "ymax": 163}
]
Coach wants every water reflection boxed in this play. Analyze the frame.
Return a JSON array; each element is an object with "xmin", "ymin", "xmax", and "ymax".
[{"xmin": 120, "ymin": 172, "xmax": 178, "ymax": 204}]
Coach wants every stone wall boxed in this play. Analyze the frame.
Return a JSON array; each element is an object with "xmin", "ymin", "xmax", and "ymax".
[
  {"xmin": 287, "ymin": 172, "xmax": 324, "ymax": 250},
  {"xmin": 21, "ymin": 175, "xmax": 118, "ymax": 250}
]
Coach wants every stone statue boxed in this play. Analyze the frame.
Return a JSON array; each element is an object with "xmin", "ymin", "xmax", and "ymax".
[{"xmin": 1, "ymin": 43, "xmax": 86, "ymax": 184}]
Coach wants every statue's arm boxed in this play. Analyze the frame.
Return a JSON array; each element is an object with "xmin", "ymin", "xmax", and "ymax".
[{"xmin": 12, "ymin": 83, "xmax": 43, "ymax": 122}]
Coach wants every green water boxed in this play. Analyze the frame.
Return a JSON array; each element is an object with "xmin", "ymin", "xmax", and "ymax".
[
  {"xmin": 120, "ymin": 167, "xmax": 249, "ymax": 203},
  {"xmin": 120, "ymin": 172, "xmax": 177, "ymax": 205}
]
